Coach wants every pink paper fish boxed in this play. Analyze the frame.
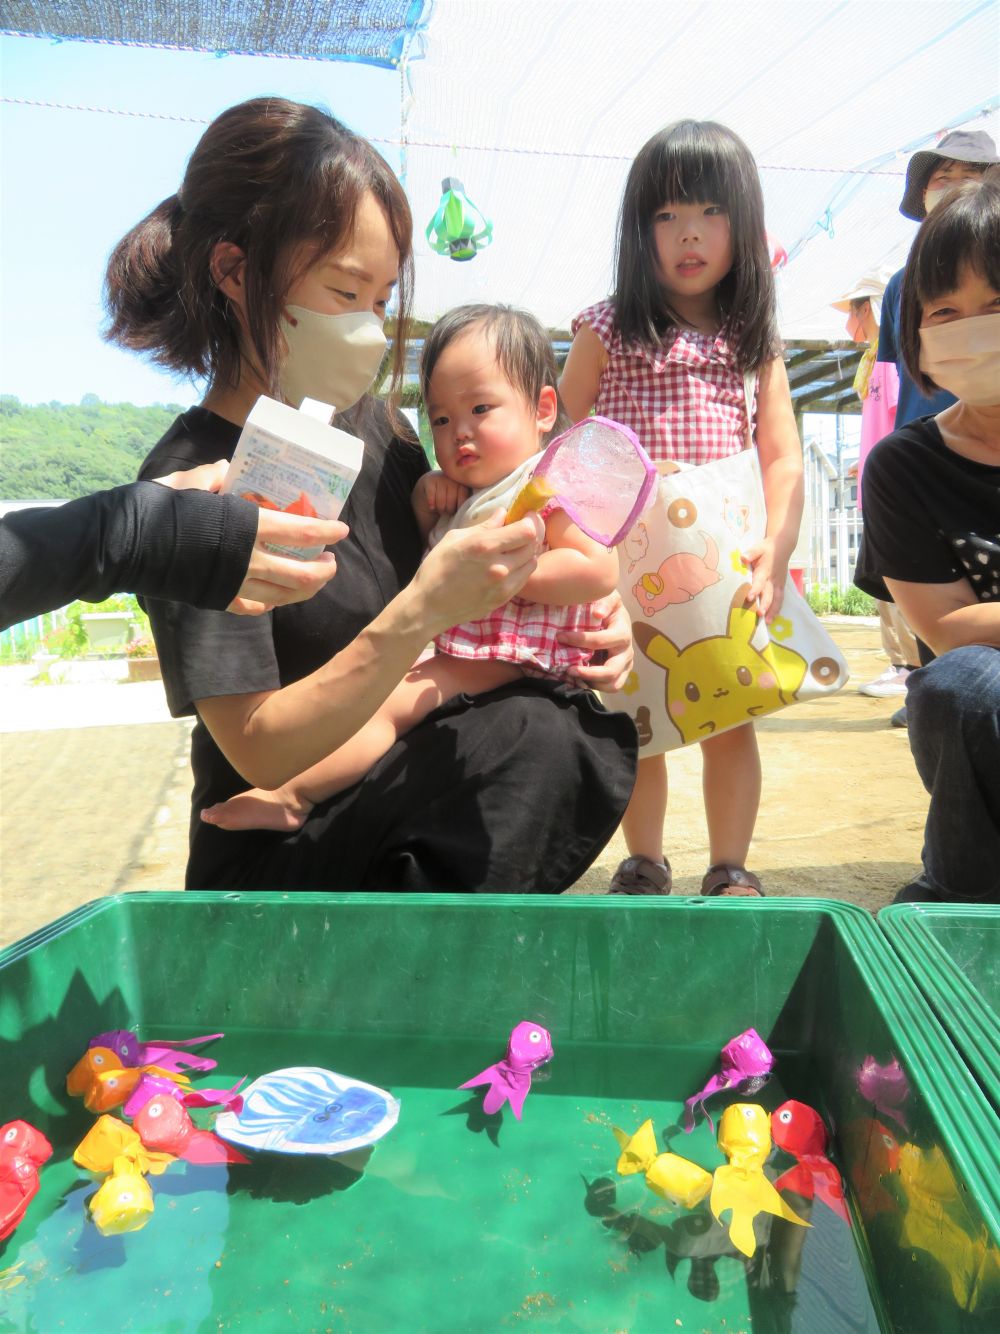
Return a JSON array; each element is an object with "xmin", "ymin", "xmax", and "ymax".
[
  {"xmin": 89, "ymin": 1030, "xmax": 222, "ymax": 1075},
  {"xmin": 683, "ymin": 1028, "xmax": 773, "ymax": 1133},
  {"xmin": 123, "ymin": 1073, "xmax": 245, "ymax": 1119},
  {"xmin": 771, "ymin": 1099, "xmax": 850, "ymax": 1223},
  {"xmin": 856, "ymin": 1055, "xmax": 910, "ymax": 1132},
  {"xmin": 460, "ymin": 1022, "xmax": 553, "ymax": 1120},
  {"xmin": 132, "ymin": 1095, "xmax": 249, "ymax": 1166}
]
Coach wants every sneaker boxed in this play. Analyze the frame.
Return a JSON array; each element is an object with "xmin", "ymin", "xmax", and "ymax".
[
  {"xmin": 609, "ymin": 856, "xmax": 672, "ymax": 895},
  {"xmin": 858, "ymin": 666, "xmax": 910, "ymax": 698},
  {"xmin": 890, "ymin": 705, "xmax": 908, "ymax": 728}
]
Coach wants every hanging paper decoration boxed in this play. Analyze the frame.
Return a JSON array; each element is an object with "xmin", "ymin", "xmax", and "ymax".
[
  {"xmin": 766, "ymin": 232, "xmax": 788, "ymax": 272},
  {"xmin": 426, "ymin": 177, "xmax": 493, "ymax": 261}
]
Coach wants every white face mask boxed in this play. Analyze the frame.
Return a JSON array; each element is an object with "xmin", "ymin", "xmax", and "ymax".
[
  {"xmin": 919, "ymin": 314, "xmax": 1000, "ymax": 407},
  {"xmin": 278, "ymin": 307, "xmax": 388, "ymax": 412},
  {"xmin": 923, "ymin": 188, "xmax": 950, "ymax": 215}
]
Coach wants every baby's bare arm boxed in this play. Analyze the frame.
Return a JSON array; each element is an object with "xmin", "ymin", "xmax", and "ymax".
[{"xmin": 519, "ymin": 510, "xmax": 619, "ymax": 606}]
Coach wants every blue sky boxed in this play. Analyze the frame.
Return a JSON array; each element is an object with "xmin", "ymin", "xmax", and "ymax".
[{"xmin": 0, "ymin": 34, "xmax": 401, "ymax": 406}]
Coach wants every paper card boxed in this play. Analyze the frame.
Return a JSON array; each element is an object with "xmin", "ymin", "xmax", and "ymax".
[{"xmin": 221, "ymin": 396, "xmax": 364, "ymax": 558}]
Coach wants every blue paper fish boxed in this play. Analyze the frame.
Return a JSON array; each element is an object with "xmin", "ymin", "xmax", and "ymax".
[{"xmin": 213, "ymin": 1067, "xmax": 400, "ymax": 1156}]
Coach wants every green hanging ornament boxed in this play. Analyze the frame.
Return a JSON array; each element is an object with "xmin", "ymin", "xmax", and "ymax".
[{"xmin": 425, "ymin": 177, "xmax": 493, "ymax": 262}]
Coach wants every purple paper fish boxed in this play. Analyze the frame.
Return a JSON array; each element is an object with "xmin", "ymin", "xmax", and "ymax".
[
  {"xmin": 123, "ymin": 1072, "xmax": 245, "ymax": 1119},
  {"xmin": 856, "ymin": 1055, "xmax": 910, "ymax": 1132},
  {"xmin": 683, "ymin": 1028, "xmax": 773, "ymax": 1133},
  {"xmin": 460, "ymin": 1021, "xmax": 553, "ymax": 1120},
  {"xmin": 89, "ymin": 1030, "xmax": 222, "ymax": 1075}
]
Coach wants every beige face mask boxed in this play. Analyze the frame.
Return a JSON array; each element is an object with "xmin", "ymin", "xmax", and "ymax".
[
  {"xmin": 278, "ymin": 308, "xmax": 388, "ymax": 411},
  {"xmin": 923, "ymin": 188, "xmax": 950, "ymax": 215},
  {"xmin": 919, "ymin": 314, "xmax": 1000, "ymax": 406}
]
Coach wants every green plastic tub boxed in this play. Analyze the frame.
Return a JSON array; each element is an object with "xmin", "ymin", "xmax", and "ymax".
[
  {"xmin": 1, "ymin": 894, "xmax": 998, "ymax": 1333},
  {"xmin": 879, "ymin": 904, "xmax": 1000, "ymax": 1113}
]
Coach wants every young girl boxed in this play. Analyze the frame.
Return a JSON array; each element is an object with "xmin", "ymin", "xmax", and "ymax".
[
  {"xmin": 560, "ymin": 120, "xmax": 804, "ymax": 897},
  {"xmin": 203, "ymin": 303, "xmax": 621, "ymax": 832}
]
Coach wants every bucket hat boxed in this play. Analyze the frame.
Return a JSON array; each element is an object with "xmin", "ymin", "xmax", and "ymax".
[
  {"xmin": 900, "ymin": 129, "xmax": 998, "ymax": 220},
  {"xmin": 831, "ymin": 269, "xmax": 893, "ymax": 325}
]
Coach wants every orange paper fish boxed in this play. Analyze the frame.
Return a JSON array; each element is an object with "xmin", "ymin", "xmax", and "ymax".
[
  {"xmin": 66, "ymin": 1047, "xmax": 190, "ymax": 1114},
  {"xmin": 74, "ymin": 1115, "xmax": 174, "ymax": 1177}
]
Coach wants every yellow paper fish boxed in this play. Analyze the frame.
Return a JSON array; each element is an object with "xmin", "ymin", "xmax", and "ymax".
[
  {"xmin": 613, "ymin": 1119, "xmax": 713, "ymax": 1208},
  {"xmin": 74, "ymin": 1115, "xmax": 174, "ymax": 1177},
  {"xmin": 710, "ymin": 1104, "xmax": 810, "ymax": 1257},
  {"xmin": 66, "ymin": 1048, "xmax": 191, "ymax": 1114},
  {"xmin": 88, "ymin": 1155, "xmax": 155, "ymax": 1236},
  {"xmin": 898, "ymin": 1143, "xmax": 1000, "ymax": 1312},
  {"xmin": 504, "ymin": 476, "xmax": 555, "ymax": 525}
]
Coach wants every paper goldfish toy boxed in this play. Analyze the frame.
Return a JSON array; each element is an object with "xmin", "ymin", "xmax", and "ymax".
[
  {"xmin": 123, "ymin": 1073, "xmax": 245, "ymax": 1119},
  {"xmin": 88, "ymin": 1155, "xmax": 155, "ymax": 1236},
  {"xmin": 133, "ymin": 1095, "xmax": 249, "ymax": 1166},
  {"xmin": 683, "ymin": 1028, "xmax": 774, "ymax": 1132},
  {"xmin": 710, "ymin": 1104, "xmax": 810, "ymax": 1257},
  {"xmin": 460, "ymin": 1022, "xmax": 553, "ymax": 1120},
  {"xmin": 771, "ymin": 1100, "xmax": 849, "ymax": 1223},
  {"xmin": 89, "ymin": 1029, "xmax": 222, "ymax": 1075},
  {"xmin": 612, "ymin": 1119, "xmax": 713, "ymax": 1208},
  {"xmin": 0, "ymin": 1121, "xmax": 52, "ymax": 1242},
  {"xmin": 66, "ymin": 1047, "xmax": 191, "ymax": 1113},
  {"xmin": 856, "ymin": 1055, "xmax": 910, "ymax": 1132},
  {"xmin": 73, "ymin": 1115, "xmax": 174, "ymax": 1178}
]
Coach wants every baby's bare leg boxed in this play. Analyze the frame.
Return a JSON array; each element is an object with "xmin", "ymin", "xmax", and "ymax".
[{"xmin": 201, "ymin": 656, "xmax": 522, "ymax": 832}]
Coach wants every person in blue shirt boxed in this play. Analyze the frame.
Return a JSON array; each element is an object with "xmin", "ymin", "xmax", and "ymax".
[{"xmin": 878, "ymin": 129, "xmax": 997, "ymax": 429}]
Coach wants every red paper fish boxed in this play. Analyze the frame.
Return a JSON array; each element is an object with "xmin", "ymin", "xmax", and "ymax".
[
  {"xmin": 133, "ymin": 1095, "xmax": 249, "ymax": 1165},
  {"xmin": 771, "ymin": 1100, "xmax": 849, "ymax": 1223},
  {"xmin": 0, "ymin": 1121, "xmax": 53, "ymax": 1241}
]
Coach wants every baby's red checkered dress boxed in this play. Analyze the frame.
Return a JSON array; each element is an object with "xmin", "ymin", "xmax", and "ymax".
[
  {"xmin": 572, "ymin": 299, "xmax": 751, "ymax": 464},
  {"xmin": 433, "ymin": 504, "xmax": 605, "ymax": 680}
]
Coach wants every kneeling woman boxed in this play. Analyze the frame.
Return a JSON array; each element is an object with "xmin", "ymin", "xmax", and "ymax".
[
  {"xmin": 106, "ymin": 98, "xmax": 638, "ymax": 893},
  {"xmin": 855, "ymin": 174, "xmax": 1000, "ymax": 904}
]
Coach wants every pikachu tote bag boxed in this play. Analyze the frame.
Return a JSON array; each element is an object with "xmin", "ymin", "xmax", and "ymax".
[{"xmin": 607, "ymin": 440, "xmax": 849, "ymax": 756}]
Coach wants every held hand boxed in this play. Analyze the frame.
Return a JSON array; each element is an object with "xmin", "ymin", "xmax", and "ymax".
[
  {"xmin": 414, "ymin": 470, "xmax": 471, "ymax": 517},
  {"xmin": 228, "ymin": 509, "xmax": 349, "ymax": 615},
  {"xmin": 742, "ymin": 538, "xmax": 787, "ymax": 622},
  {"xmin": 559, "ymin": 590, "xmax": 635, "ymax": 692},
  {"xmin": 413, "ymin": 509, "xmax": 544, "ymax": 634}
]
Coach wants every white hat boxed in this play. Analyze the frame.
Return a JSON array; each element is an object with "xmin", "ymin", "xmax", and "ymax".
[{"xmin": 831, "ymin": 270, "xmax": 892, "ymax": 324}]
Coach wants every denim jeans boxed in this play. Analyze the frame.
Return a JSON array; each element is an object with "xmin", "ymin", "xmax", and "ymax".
[{"xmin": 906, "ymin": 645, "xmax": 1000, "ymax": 903}]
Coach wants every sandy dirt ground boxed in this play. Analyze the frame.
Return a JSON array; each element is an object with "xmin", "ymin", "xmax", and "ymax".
[{"xmin": 0, "ymin": 619, "xmax": 926, "ymax": 949}]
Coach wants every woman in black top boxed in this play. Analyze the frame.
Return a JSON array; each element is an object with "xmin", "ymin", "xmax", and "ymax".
[
  {"xmin": 855, "ymin": 178, "xmax": 1000, "ymax": 903},
  {"xmin": 107, "ymin": 98, "xmax": 637, "ymax": 893}
]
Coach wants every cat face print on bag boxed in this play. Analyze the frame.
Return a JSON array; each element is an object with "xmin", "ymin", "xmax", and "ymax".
[
  {"xmin": 633, "ymin": 532, "xmax": 722, "ymax": 614},
  {"xmin": 633, "ymin": 586, "xmax": 809, "ymax": 745}
]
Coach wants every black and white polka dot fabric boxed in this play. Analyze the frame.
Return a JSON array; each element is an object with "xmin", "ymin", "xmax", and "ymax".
[{"xmin": 949, "ymin": 533, "xmax": 1000, "ymax": 601}]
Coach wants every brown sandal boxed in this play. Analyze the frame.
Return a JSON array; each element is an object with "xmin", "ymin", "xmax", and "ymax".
[
  {"xmin": 610, "ymin": 856, "xmax": 673, "ymax": 896},
  {"xmin": 701, "ymin": 864, "xmax": 765, "ymax": 897}
]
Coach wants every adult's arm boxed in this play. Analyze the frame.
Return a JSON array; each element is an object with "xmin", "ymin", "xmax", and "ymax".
[
  {"xmin": 0, "ymin": 480, "xmax": 345, "ymax": 630},
  {"xmin": 875, "ymin": 270, "xmax": 901, "ymax": 366},
  {"xmin": 195, "ymin": 512, "xmax": 547, "ymax": 790},
  {"xmin": 885, "ymin": 576, "xmax": 1000, "ymax": 655}
]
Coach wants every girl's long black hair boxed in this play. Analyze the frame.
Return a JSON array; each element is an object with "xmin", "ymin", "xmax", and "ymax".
[{"xmin": 613, "ymin": 120, "xmax": 779, "ymax": 372}]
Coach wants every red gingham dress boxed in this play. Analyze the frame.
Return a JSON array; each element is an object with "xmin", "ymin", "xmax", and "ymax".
[
  {"xmin": 572, "ymin": 299, "xmax": 751, "ymax": 464},
  {"xmin": 433, "ymin": 503, "xmax": 606, "ymax": 680}
]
